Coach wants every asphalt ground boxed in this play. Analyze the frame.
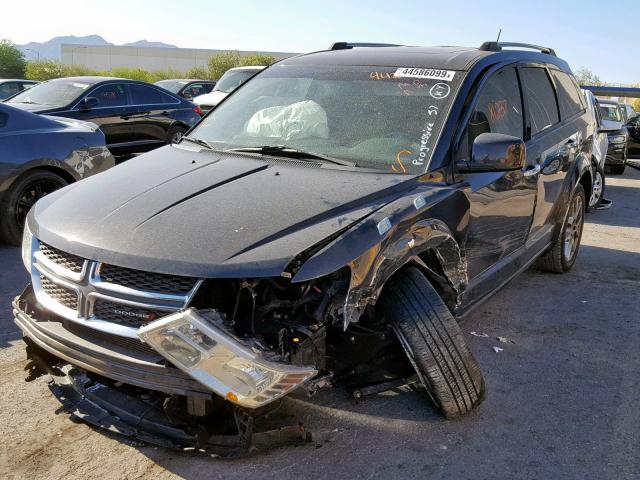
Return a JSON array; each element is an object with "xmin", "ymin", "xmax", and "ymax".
[{"xmin": 1, "ymin": 164, "xmax": 638, "ymax": 480}]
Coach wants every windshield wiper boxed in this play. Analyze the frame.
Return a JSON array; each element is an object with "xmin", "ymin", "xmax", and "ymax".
[
  {"xmin": 226, "ymin": 146, "xmax": 356, "ymax": 167},
  {"xmin": 180, "ymin": 136, "xmax": 216, "ymax": 150},
  {"xmin": 16, "ymin": 100, "xmax": 40, "ymax": 105}
]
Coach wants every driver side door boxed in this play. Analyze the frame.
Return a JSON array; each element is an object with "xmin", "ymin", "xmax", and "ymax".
[{"xmin": 456, "ymin": 66, "xmax": 539, "ymax": 306}]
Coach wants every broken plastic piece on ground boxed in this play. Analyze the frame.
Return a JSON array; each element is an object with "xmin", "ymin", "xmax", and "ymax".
[
  {"xmin": 492, "ymin": 346, "xmax": 504, "ymax": 353},
  {"xmin": 469, "ymin": 331, "xmax": 489, "ymax": 337},
  {"xmin": 28, "ymin": 343, "xmax": 312, "ymax": 455},
  {"xmin": 496, "ymin": 336, "xmax": 515, "ymax": 344}
]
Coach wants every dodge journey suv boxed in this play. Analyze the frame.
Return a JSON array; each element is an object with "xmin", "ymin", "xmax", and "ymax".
[{"xmin": 15, "ymin": 41, "xmax": 594, "ymax": 449}]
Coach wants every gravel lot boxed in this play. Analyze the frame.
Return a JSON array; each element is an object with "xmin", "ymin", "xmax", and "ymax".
[{"xmin": 1, "ymin": 166, "xmax": 639, "ymax": 480}]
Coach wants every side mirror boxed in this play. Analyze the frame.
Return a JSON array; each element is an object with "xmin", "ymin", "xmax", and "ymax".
[
  {"xmin": 457, "ymin": 132, "xmax": 525, "ymax": 173},
  {"xmin": 80, "ymin": 97, "xmax": 99, "ymax": 111}
]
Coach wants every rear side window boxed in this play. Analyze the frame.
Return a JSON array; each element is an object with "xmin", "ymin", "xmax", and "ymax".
[
  {"xmin": 90, "ymin": 84, "xmax": 128, "ymax": 107},
  {"xmin": 520, "ymin": 68, "xmax": 560, "ymax": 136},
  {"xmin": 551, "ymin": 70, "xmax": 584, "ymax": 119},
  {"xmin": 129, "ymin": 84, "xmax": 162, "ymax": 105}
]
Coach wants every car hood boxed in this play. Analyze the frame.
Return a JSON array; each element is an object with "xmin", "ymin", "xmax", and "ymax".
[
  {"xmin": 193, "ymin": 91, "xmax": 227, "ymax": 106},
  {"xmin": 30, "ymin": 144, "xmax": 412, "ymax": 278}
]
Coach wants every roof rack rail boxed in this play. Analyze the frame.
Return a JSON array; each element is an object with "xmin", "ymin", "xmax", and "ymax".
[
  {"xmin": 329, "ymin": 42, "xmax": 402, "ymax": 51},
  {"xmin": 479, "ymin": 41, "xmax": 556, "ymax": 57}
]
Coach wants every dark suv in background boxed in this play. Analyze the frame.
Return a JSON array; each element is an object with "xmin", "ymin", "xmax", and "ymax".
[
  {"xmin": 6, "ymin": 77, "xmax": 202, "ymax": 156},
  {"xmin": 599, "ymin": 99, "xmax": 629, "ymax": 173},
  {"xmin": 15, "ymin": 41, "xmax": 596, "ymax": 448}
]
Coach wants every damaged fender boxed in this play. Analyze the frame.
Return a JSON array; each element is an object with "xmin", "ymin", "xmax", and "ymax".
[{"xmin": 293, "ymin": 184, "xmax": 470, "ymax": 327}]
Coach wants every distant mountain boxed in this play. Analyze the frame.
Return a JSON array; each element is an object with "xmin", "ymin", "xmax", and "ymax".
[
  {"xmin": 122, "ymin": 40, "xmax": 177, "ymax": 48},
  {"xmin": 18, "ymin": 35, "xmax": 177, "ymax": 61}
]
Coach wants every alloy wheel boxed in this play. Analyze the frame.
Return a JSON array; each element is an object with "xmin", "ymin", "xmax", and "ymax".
[
  {"xmin": 563, "ymin": 194, "xmax": 584, "ymax": 262},
  {"xmin": 14, "ymin": 178, "xmax": 63, "ymax": 231},
  {"xmin": 589, "ymin": 171, "xmax": 603, "ymax": 207}
]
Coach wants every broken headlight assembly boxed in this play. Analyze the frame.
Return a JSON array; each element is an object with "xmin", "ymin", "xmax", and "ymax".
[{"xmin": 138, "ymin": 308, "xmax": 317, "ymax": 408}]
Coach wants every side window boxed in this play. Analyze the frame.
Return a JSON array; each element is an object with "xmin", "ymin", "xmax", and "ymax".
[
  {"xmin": 128, "ymin": 84, "xmax": 165, "ymax": 105},
  {"xmin": 0, "ymin": 82, "xmax": 21, "ymax": 99},
  {"xmin": 462, "ymin": 67, "xmax": 524, "ymax": 157},
  {"xmin": 89, "ymin": 84, "xmax": 128, "ymax": 107},
  {"xmin": 551, "ymin": 70, "xmax": 584, "ymax": 119},
  {"xmin": 203, "ymin": 83, "xmax": 215, "ymax": 94},
  {"xmin": 519, "ymin": 68, "xmax": 560, "ymax": 136},
  {"xmin": 182, "ymin": 83, "xmax": 205, "ymax": 99}
]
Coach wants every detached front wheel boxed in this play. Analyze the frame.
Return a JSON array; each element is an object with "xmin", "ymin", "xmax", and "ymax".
[{"xmin": 378, "ymin": 266, "xmax": 486, "ymax": 419}]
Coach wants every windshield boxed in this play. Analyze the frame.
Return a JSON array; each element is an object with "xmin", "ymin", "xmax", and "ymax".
[
  {"xmin": 599, "ymin": 104, "xmax": 622, "ymax": 122},
  {"xmin": 155, "ymin": 80, "xmax": 187, "ymax": 94},
  {"xmin": 214, "ymin": 70, "xmax": 261, "ymax": 93},
  {"xmin": 7, "ymin": 79, "xmax": 91, "ymax": 108},
  {"xmin": 190, "ymin": 65, "xmax": 463, "ymax": 173}
]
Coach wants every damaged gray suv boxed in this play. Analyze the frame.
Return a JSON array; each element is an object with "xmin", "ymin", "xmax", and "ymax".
[{"xmin": 16, "ymin": 41, "xmax": 593, "ymax": 449}]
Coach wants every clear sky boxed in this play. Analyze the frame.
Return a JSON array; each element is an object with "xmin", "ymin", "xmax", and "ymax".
[{"xmin": 1, "ymin": 0, "xmax": 637, "ymax": 84}]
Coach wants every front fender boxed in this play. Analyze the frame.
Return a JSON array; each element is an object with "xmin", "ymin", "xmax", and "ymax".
[{"xmin": 293, "ymin": 184, "xmax": 470, "ymax": 327}]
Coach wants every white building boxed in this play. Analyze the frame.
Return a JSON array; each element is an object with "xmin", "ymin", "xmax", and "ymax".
[{"xmin": 61, "ymin": 44, "xmax": 296, "ymax": 71}]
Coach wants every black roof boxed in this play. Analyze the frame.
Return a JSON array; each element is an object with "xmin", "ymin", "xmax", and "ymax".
[{"xmin": 283, "ymin": 45, "xmax": 570, "ymax": 73}]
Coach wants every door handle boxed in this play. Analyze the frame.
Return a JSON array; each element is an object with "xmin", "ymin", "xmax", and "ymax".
[{"xmin": 523, "ymin": 164, "xmax": 541, "ymax": 177}]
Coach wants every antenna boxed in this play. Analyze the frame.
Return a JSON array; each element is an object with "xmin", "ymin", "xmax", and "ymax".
[{"xmin": 496, "ymin": 28, "xmax": 502, "ymax": 42}]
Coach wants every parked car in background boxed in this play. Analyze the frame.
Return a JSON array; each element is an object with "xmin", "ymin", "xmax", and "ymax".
[
  {"xmin": 15, "ymin": 42, "xmax": 597, "ymax": 446},
  {"xmin": 626, "ymin": 113, "xmax": 640, "ymax": 156},
  {"xmin": 0, "ymin": 79, "xmax": 38, "ymax": 100},
  {"xmin": 6, "ymin": 77, "xmax": 202, "ymax": 156},
  {"xmin": 620, "ymin": 104, "xmax": 635, "ymax": 123},
  {"xmin": 582, "ymin": 89, "xmax": 608, "ymax": 208},
  {"xmin": 154, "ymin": 79, "xmax": 216, "ymax": 100},
  {"xmin": 0, "ymin": 103, "xmax": 114, "ymax": 245},
  {"xmin": 599, "ymin": 99, "xmax": 628, "ymax": 174},
  {"xmin": 193, "ymin": 66, "xmax": 265, "ymax": 112}
]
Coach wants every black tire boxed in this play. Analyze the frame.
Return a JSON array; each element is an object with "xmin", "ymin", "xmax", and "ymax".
[
  {"xmin": 587, "ymin": 162, "xmax": 605, "ymax": 211},
  {"xmin": 0, "ymin": 170, "xmax": 67, "ymax": 246},
  {"xmin": 167, "ymin": 125, "xmax": 187, "ymax": 144},
  {"xmin": 537, "ymin": 183, "xmax": 585, "ymax": 273},
  {"xmin": 377, "ymin": 266, "xmax": 485, "ymax": 419},
  {"xmin": 609, "ymin": 163, "xmax": 625, "ymax": 175}
]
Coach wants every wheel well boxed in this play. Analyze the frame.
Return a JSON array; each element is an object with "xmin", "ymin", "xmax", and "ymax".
[{"xmin": 579, "ymin": 170, "xmax": 592, "ymax": 199}]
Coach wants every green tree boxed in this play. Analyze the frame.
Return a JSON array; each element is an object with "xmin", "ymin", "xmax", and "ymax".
[
  {"xmin": 207, "ymin": 51, "xmax": 242, "ymax": 80},
  {"xmin": 633, "ymin": 98, "xmax": 640, "ymax": 113},
  {"xmin": 574, "ymin": 67, "xmax": 603, "ymax": 86},
  {"xmin": 25, "ymin": 59, "xmax": 66, "ymax": 80},
  {"xmin": 240, "ymin": 53, "xmax": 276, "ymax": 67},
  {"xmin": 0, "ymin": 40, "xmax": 27, "ymax": 78},
  {"xmin": 186, "ymin": 66, "xmax": 211, "ymax": 80}
]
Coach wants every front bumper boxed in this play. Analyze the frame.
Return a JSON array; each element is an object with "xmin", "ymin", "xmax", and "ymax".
[
  {"xmin": 605, "ymin": 145, "xmax": 627, "ymax": 165},
  {"xmin": 13, "ymin": 288, "xmax": 211, "ymax": 398}
]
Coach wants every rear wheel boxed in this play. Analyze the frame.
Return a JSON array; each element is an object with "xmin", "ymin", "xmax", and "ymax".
[
  {"xmin": 587, "ymin": 163, "xmax": 605, "ymax": 211},
  {"xmin": 0, "ymin": 170, "xmax": 67, "ymax": 246},
  {"xmin": 168, "ymin": 126, "xmax": 186, "ymax": 144},
  {"xmin": 377, "ymin": 266, "xmax": 485, "ymax": 419},
  {"xmin": 537, "ymin": 183, "xmax": 585, "ymax": 273}
]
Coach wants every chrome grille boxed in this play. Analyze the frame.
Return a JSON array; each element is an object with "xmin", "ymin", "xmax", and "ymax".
[
  {"xmin": 98, "ymin": 263, "xmax": 197, "ymax": 295},
  {"xmin": 31, "ymin": 240, "xmax": 202, "ymax": 338},
  {"xmin": 40, "ymin": 243, "xmax": 85, "ymax": 273},
  {"xmin": 92, "ymin": 300, "xmax": 169, "ymax": 328},
  {"xmin": 40, "ymin": 276, "xmax": 78, "ymax": 310}
]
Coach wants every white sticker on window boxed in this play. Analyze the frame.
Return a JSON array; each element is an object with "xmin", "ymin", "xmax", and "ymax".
[{"xmin": 394, "ymin": 68, "xmax": 456, "ymax": 81}]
